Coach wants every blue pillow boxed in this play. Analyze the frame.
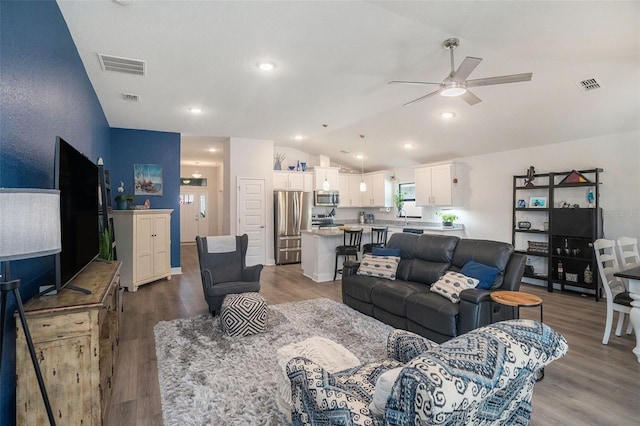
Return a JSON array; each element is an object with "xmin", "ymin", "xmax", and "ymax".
[
  {"xmin": 461, "ymin": 260, "xmax": 501, "ymax": 290},
  {"xmin": 372, "ymin": 247, "xmax": 401, "ymax": 257}
]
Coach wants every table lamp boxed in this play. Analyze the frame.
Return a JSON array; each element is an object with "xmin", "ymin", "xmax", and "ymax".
[{"xmin": 0, "ymin": 188, "xmax": 60, "ymax": 425}]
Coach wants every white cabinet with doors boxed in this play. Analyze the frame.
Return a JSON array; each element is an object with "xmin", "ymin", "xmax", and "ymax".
[
  {"xmin": 361, "ymin": 171, "xmax": 392, "ymax": 207},
  {"xmin": 113, "ymin": 209, "xmax": 173, "ymax": 292},
  {"xmin": 273, "ymin": 171, "xmax": 305, "ymax": 190},
  {"xmin": 338, "ymin": 174, "xmax": 364, "ymax": 207},
  {"xmin": 313, "ymin": 167, "xmax": 340, "ymax": 191},
  {"xmin": 415, "ymin": 163, "xmax": 453, "ymax": 206}
]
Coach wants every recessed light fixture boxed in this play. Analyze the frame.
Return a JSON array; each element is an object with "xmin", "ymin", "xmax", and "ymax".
[
  {"xmin": 441, "ymin": 111, "xmax": 456, "ymax": 119},
  {"xmin": 403, "ymin": 143, "xmax": 414, "ymax": 149},
  {"xmin": 293, "ymin": 135, "xmax": 303, "ymax": 141},
  {"xmin": 208, "ymin": 148, "xmax": 216, "ymax": 152},
  {"xmin": 189, "ymin": 107, "xmax": 202, "ymax": 113},
  {"xmin": 356, "ymin": 154, "xmax": 364, "ymax": 160},
  {"xmin": 257, "ymin": 61, "xmax": 275, "ymax": 71}
]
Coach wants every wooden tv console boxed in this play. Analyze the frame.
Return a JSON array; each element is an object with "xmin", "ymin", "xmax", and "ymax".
[{"xmin": 15, "ymin": 261, "xmax": 122, "ymax": 425}]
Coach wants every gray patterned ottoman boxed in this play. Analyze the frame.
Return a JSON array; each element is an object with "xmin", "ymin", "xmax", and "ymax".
[{"xmin": 220, "ymin": 292, "xmax": 267, "ymax": 337}]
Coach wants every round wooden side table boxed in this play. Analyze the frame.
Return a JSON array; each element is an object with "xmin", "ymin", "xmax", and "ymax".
[{"xmin": 490, "ymin": 290, "xmax": 545, "ymax": 381}]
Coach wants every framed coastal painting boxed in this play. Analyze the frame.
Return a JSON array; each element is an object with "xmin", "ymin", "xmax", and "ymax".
[
  {"xmin": 529, "ymin": 196, "xmax": 547, "ymax": 208},
  {"xmin": 134, "ymin": 164, "xmax": 163, "ymax": 196}
]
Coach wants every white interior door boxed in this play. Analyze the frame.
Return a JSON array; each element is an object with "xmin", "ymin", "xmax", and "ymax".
[
  {"xmin": 237, "ymin": 178, "xmax": 266, "ymax": 266},
  {"xmin": 180, "ymin": 191, "xmax": 208, "ymax": 242}
]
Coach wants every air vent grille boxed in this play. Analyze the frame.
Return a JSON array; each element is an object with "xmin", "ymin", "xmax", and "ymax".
[
  {"xmin": 122, "ymin": 93, "xmax": 140, "ymax": 102},
  {"xmin": 576, "ymin": 77, "xmax": 602, "ymax": 92},
  {"xmin": 98, "ymin": 54, "xmax": 145, "ymax": 76}
]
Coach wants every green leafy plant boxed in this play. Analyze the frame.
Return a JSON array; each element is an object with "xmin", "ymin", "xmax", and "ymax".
[
  {"xmin": 98, "ymin": 224, "xmax": 114, "ymax": 261},
  {"xmin": 437, "ymin": 212, "xmax": 458, "ymax": 223},
  {"xmin": 115, "ymin": 194, "xmax": 134, "ymax": 202},
  {"xmin": 394, "ymin": 191, "xmax": 407, "ymax": 210}
]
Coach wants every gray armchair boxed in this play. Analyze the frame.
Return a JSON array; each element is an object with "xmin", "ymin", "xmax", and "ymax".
[{"xmin": 195, "ymin": 234, "xmax": 262, "ymax": 315}]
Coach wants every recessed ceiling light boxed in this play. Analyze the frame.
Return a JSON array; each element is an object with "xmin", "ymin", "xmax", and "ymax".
[
  {"xmin": 441, "ymin": 111, "xmax": 456, "ymax": 119},
  {"xmin": 208, "ymin": 148, "xmax": 216, "ymax": 152},
  {"xmin": 189, "ymin": 107, "xmax": 202, "ymax": 113},
  {"xmin": 356, "ymin": 154, "xmax": 364, "ymax": 160},
  {"xmin": 403, "ymin": 143, "xmax": 414, "ymax": 149},
  {"xmin": 293, "ymin": 135, "xmax": 303, "ymax": 141},
  {"xmin": 257, "ymin": 61, "xmax": 275, "ymax": 71}
]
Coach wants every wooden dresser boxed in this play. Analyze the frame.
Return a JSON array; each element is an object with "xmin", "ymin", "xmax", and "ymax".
[{"xmin": 15, "ymin": 261, "xmax": 122, "ymax": 425}]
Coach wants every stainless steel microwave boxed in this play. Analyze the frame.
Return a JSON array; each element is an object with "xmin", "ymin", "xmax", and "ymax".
[{"xmin": 314, "ymin": 190, "xmax": 340, "ymax": 207}]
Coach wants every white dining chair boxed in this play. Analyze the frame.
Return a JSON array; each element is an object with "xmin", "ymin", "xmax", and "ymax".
[
  {"xmin": 594, "ymin": 239, "xmax": 633, "ymax": 345},
  {"xmin": 616, "ymin": 236, "xmax": 640, "ymax": 270}
]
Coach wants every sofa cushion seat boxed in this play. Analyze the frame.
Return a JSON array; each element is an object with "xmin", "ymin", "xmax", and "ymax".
[
  {"xmin": 406, "ymin": 292, "xmax": 460, "ymax": 337},
  {"xmin": 342, "ymin": 275, "xmax": 390, "ymax": 304},
  {"xmin": 371, "ymin": 281, "xmax": 430, "ymax": 317}
]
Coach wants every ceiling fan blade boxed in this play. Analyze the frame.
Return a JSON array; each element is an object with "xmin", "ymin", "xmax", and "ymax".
[
  {"xmin": 388, "ymin": 80, "xmax": 441, "ymax": 86},
  {"xmin": 459, "ymin": 90, "xmax": 481, "ymax": 105},
  {"xmin": 402, "ymin": 89, "xmax": 441, "ymax": 107},
  {"xmin": 466, "ymin": 72, "xmax": 532, "ymax": 87},
  {"xmin": 451, "ymin": 56, "xmax": 482, "ymax": 82}
]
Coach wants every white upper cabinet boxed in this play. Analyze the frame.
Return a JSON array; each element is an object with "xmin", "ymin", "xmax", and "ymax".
[
  {"xmin": 338, "ymin": 174, "xmax": 365, "ymax": 207},
  {"xmin": 273, "ymin": 171, "xmax": 305, "ymax": 191},
  {"xmin": 415, "ymin": 163, "xmax": 453, "ymax": 206},
  {"xmin": 313, "ymin": 167, "xmax": 340, "ymax": 191},
  {"xmin": 361, "ymin": 171, "xmax": 392, "ymax": 207}
]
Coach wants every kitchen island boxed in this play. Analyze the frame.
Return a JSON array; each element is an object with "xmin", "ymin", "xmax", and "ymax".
[{"xmin": 301, "ymin": 228, "xmax": 371, "ymax": 282}]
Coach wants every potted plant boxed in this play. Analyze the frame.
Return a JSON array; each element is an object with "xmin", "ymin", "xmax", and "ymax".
[
  {"xmin": 437, "ymin": 212, "xmax": 458, "ymax": 227},
  {"xmin": 274, "ymin": 152, "xmax": 286, "ymax": 170},
  {"xmin": 394, "ymin": 191, "xmax": 406, "ymax": 216},
  {"xmin": 115, "ymin": 194, "xmax": 134, "ymax": 210}
]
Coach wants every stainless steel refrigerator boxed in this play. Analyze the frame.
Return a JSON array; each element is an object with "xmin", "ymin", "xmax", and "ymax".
[{"xmin": 274, "ymin": 191, "xmax": 312, "ymax": 264}]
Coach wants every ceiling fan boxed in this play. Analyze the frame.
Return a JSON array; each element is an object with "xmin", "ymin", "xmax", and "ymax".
[{"xmin": 389, "ymin": 38, "xmax": 532, "ymax": 106}]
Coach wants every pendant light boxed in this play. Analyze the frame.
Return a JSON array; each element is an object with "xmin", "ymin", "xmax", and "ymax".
[
  {"xmin": 359, "ymin": 135, "xmax": 366, "ymax": 192},
  {"xmin": 192, "ymin": 162, "xmax": 202, "ymax": 179},
  {"xmin": 322, "ymin": 124, "xmax": 331, "ymax": 191}
]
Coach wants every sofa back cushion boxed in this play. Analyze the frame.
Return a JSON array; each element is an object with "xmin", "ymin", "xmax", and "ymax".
[
  {"xmin": 387, "ymin": 233, "xmax": 460, "ymax": 284},
  {"xmin": 450, "ymin": 239, "xmax": 514, "ymax": 289}
]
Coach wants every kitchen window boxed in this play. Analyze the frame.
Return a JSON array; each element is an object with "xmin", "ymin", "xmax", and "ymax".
[{"xmin": 398, "ymin": 183, "xmax": 422, "ymax": 218}]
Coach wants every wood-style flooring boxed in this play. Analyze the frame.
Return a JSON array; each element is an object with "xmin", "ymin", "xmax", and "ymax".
[{"xmin": 106, "ymin": 244, "xmax": 640, "ymax": 425}]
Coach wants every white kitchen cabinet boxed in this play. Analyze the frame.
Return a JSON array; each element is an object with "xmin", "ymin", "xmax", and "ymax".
[
  {"xmin": 415, "ymin": 163, "xmax": 453, "ymax": 206},
  {"xmin": 273, "ymin": 171, "xmax": 305, "ymax": 190},
  {"xmin": 313, "ymin": 167, "xmax": 340, "ymax": 191},
  {"xmin": 112, "ymin": 209, "xmax": 173, "ymax": 292},
  {"xmin": 338, "ymin": 174, "xmax": 364, "ymax": 207},
  {"xmin": 361, "ymin": 171, "xmax": 392, "ymax": 207}
]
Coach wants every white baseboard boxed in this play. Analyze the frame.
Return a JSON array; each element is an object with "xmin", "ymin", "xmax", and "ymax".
[{"xmin": 171, "ymin": 267, "xmax": 182, "ymax": 275}]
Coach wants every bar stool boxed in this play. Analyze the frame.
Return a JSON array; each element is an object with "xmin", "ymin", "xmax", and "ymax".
[
  {"xmin": 334, "ymin": 229, "xmax": 363, "ymax": 280},
  {"xmin": 363, "ymin": 227, "xmax": 388, "ymax": 254}
]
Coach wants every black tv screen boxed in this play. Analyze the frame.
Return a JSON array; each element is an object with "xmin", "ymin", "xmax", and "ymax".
[{"xmin": 55, "ymin": 137, "xmax": 99, "ymax": 288}]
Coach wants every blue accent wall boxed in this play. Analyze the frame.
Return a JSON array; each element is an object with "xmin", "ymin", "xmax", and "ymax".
[
  {"xmin": 0, "ymin": 0, "xmax": 110, "ymax": 422},
  {"xmin": 110, "ymin": 128, "xmax": 182, "ymax": 268}
]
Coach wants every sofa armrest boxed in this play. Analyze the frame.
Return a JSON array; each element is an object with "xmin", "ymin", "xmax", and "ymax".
[
  {"xmin": 242, "ymin": 264, "xmax": 263, "ymax": 282},
  {"xmin": 385, "ymin": 320, "xmax": 568, "ymax": 425},
  {"xmin": 502, "ymin": 253, "xmax": 526, "ymax": 291},
  {"xmin": 343, "ymin": 260, "xmax": 360, "ymax": 277},
  {"xmin": 458, "ymin": 288, "xmax": 495, "ymax": 335},
  {"xmin": 386, "ymin": 329, "xmax": 438, "ymax": 363},
  {"xmin": 286, "ymin": 357, "xmax": 376, "ymax": 424}
]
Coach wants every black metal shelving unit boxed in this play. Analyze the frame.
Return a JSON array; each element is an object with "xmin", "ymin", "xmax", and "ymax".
[{"xmin": 512, "ymin": 168, "xmax": 603, "ymax": 300}]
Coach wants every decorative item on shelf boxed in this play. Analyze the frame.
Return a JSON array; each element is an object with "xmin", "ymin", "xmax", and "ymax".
[
  {"xmin": 437, "ymin": 212, "xmax": 458, "ymax": 227},
  {"xmin": 565, "ymin": 272, "xmax": 578, "ymax": 283},
  {"xmin": 559, "ymin": 169, "xmax": 590, "ymax": 184},
  {"xmin": 288, "ymin": 165, "xmax": 295, "ymax": 171},
  {"xmin": 296, "ymin": 160, "xmax": 301, "ymax": 171},
  {"xmin": 274, "ymin": 152, "xmax": 286, "ymax": 170},
  {"xmin": 524, "ymin": 265, "xmax": 535, "ymax": 275},
  {"xmin": 524, "ymin": 166, "xmax": 536, "ymax": 188},
  {"xmin": 557, "ymin": 260, "xmax": 564, "ymax": 280},
  {"xmin": 587, "ymin": 189, "xmax": 595, "ymax": 208},
  {"xmin": 115, "ymin": 193, "xmax": 134, "ymax": 210},
  {"xmin": 516, "ymin": 199, "xmax": 526, "ymax": 208},
  {"xmin": 529, "ymin": 196, "xmax": 547, "ymax": 208},
  {"xmin": 300, "ymin": 162, "xmax": 307, "ymax": 171},
  {"xmin": 584, "ymin": 264, "xmax": 593, "ymax": 284},
  {"xmin": 144, "ymin": 199, "xmax": 151, "ymax": 209},
  {"xmin": 528, "ymin": 241, "xmax": 549, "ymax": 253},
  {"xmin": 544, "ymin": 221, "xmax": 549, "ymax": 231},
  {"xmin": 517, "ymin": 221, "xmax": 532, "ymax": 230}
]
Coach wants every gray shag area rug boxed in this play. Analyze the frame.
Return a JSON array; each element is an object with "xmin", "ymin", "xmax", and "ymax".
[{"xmin": 154, "ymin": 298, "xmax": 393, "ymax": 425}]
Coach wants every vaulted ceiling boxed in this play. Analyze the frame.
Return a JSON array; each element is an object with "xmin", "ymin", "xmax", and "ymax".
[{"xmin": 57, "ymin": 1, "xmax": 640, "ymax": 171}]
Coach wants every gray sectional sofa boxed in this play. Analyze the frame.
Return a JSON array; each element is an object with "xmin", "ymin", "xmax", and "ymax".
[{"xmin": 342, "ymin": 232, "xmax": 526, "ymax": 343}]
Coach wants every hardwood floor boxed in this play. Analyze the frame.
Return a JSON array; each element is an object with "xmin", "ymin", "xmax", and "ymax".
[{"xmin": 106, "ymin": 244, "xmax": 640, "ymax": 425}]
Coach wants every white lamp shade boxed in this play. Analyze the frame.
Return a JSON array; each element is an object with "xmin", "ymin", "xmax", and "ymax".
[
  {"xmin": 322, "ymin": 179, "xmax": 330, "ymax": 191},
  {"xmin": 0, "ymin": 189, "xmax": 61, "ymax": 261},
  {"xmin": 359, "ymin": 181, "xmax": 367, "ymax": 192}
]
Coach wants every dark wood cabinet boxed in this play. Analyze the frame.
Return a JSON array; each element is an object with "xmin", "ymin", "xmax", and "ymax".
[{"xmin": 512, "ymin": 168, "xmax": 603, "ymax": 299}]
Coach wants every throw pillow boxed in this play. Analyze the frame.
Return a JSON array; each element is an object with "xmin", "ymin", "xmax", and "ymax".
[
  {"xmin": 369, "ymin": 367, "xmax": 403, "ymax": 418},
  {"xmin": 372, "ymin": 247, "xmax": 401, "ymax": 257},
  {"xmin": 357, "ymin": 254, "xmax": 400, "ymax": 280},
  {"xmin": 461, "ymin": 260, "xmax": 501, "ymax": 290},
  {"xmin": 430, "ymin": 271, "xmax": 479, "ymax": 303}
]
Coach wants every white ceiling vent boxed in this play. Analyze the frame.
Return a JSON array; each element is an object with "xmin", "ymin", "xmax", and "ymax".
[
  {"xmin": 575, "ymin": 77, "xmax": 602, "ymax": 92},
  {"xmin": 122, "ymin": 93, "xmax": 140, "ymax": 102},
  {"xmin": 98, "ymin": 54, "xmax": 145, "ymax": 76}
]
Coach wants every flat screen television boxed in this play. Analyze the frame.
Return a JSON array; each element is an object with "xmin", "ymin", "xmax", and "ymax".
[{"xmin": 54, "ymin": 137, "xmax": 99, "ymax": 292}]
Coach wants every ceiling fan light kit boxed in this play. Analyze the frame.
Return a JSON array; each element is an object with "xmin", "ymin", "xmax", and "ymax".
[{"xmin": 390, "ymin": 37, "xmax": 532, "ymax": 107}]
